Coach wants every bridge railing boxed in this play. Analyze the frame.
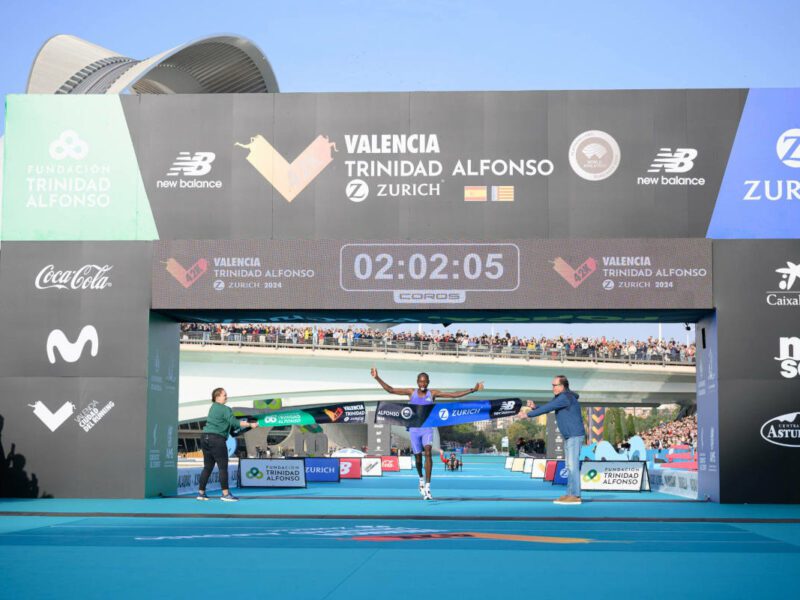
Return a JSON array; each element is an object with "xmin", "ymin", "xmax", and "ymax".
[{"xmin": 179, "ymin": 331, "xmax": 696, "ymax": 367}]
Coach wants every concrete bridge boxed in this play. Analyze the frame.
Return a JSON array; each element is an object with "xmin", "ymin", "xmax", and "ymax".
[{"xmin": 179, "ymin": 345, "xmax": 696, "ymax": 422}]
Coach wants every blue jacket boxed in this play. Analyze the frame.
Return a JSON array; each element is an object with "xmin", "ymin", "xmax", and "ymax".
[{"xmin": 527, "ymin": 390, "xmax": 586, "ymax": 439}]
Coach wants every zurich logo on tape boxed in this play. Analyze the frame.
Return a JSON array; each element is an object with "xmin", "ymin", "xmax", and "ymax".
[{"xmin": 438, "ymin": 408, "xmax": 449, "ymax": 420}]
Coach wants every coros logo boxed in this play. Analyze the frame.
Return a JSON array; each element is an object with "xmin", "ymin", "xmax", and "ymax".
[
  {"xmin": 49, "ymin": 130, "xmax": 89, "ymax": 160},
  {"xmin": 760, "ymin": 412, "xmax": 800, "ymax": 447},
  {"xmin": 776, "ymin": 129, "xmax": 800, "ymax": 168},
  {"xmin": 438, "ymin": 408, "xmax": 450, "ymax": 420},
  {"xmin": 401, "ymin": 406, "xmax": 414, "ymax": 419},
  {"xmin": 775, "ymin": 336, "xmax": 800, "ymax": 378},
  {"xmin": 236, "ymin": 134, "xmax": 337, "ymax": 203},
  {"xmin": 35, "ymin": 264, "xmax": 113, "ymax": 290},
  {"xmin": 568, "ymin": 130, "xmax": 620, "ymax": 181},
  {"xmin": 46, "ymin": 325, "xmax": 99, "ymax": 364}
]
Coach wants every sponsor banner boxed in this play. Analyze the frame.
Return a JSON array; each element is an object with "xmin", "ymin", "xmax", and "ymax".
[
  {"xmin": 362, "ymin": 456, "xmax": 383, "ymax": 477},
  {"xmin": 552, "ymin": 460, "xmax": 568, "ymax": 486},
  {"xmin": 339, "ymin": 457, "xmax": 362, "ymax": 479},
  {"xmin": 399, "ymin": 456, "xmax": 413, "ymax": 470},
  {"xmin": 650, "ymin": 467, "xmax": 698, "ymax": 499},
  {"xmin": 504, "ymin": 456, "xmax": 514, "ymax": 469},
  {"xmin": 375, "ymin": 402, "xmax": 431, "ymax": 427},
  {"xmin": 153, "ymin": 239, "xmax": 711, "ymax": 310},
  {"xmin": 530, "ymin": 458, "xmax": 548, "ymax": 479},
  {"xmin": 523, "ymin": 458, "xmax": 534, "ymax": 473},
  {"xmin": 381, "ymin": 456, "xmax": 400, "ymax": 472},
  {"xmin": 233, "ymin": 402, "xmax": 367, "ymax": 427},
  {"xmin": 760, "ymin": 412, "xmax": 800, "ymax": 447},
  {"xmin": 544, "ymin": 460, "xmax": 558, "ymax": 482},
  {"xmin": 511, "ymin": 458, "xmax": 525, "ymax": 472},
  {"xmin": 177, "ymin": 465, "xmax": 240, "ymax": 495},
  {"xmin": 239, "ymin": 458, "xmax": 307, "ymax": 488},
  {"xmin": 421, "ymin": 399, "xmax": 523, "ymax": 427},
  {"xmin": 580, "ymin": 461, "xmax": 651, "ymax": 492},
  {"xmin": 305, "ymin": 457, "xmax": 341, "ymax": 482}
]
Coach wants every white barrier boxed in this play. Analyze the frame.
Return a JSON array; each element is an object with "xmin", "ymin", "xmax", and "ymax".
[
  {"xmin": 177, "ymin": 464, "xmax": 240, "ymax": 495},
  {"xmin": 650, "ymin": 467, "xmax": 698, "ymax": 499}
]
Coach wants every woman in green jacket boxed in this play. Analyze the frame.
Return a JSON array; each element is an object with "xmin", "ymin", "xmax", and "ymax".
[{"xmin": 197, "ymin": 387, "xmax": 257, "ymax": 501}]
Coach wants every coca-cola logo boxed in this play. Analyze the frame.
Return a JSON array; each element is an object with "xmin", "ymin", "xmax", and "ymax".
[{"xmin": 35, "ymin": 264, "xmax": 113, "ymax": 290}]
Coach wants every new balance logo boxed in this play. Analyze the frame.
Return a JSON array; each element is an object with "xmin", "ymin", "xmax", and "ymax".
[
  {"xmin": 647, "ymin": 148, "xmax": 697, "ymax": 173},
  {"xmin": 46, "ymin": 325, "xmax": 99, "ymax": 364},
  {"xmin": 167, "ymin": 152, "xmax": 216, "ymax": 176},
  {"xmin": 499, "ymin": 401, "xmax": 516, "ymax": 411},
  {"xmin": 29, "ymin": 401, "xmax": 75, "ymax": 432}
]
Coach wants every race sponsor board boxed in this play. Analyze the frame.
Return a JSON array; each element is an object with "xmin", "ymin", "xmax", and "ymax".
[
  {"xmin": 579, "ymin": 461, "xmax": 651, "ymax": 492},
  {"xmin": 552, "ymin": 460, "xmax": 568, "ymax": 486},
  {"xmin": 362, "ymin": 456, "xmax": 383, "ymax": 477},
  {"xmin": 153, "ymin": 239, "xmax": 711, "ymax": 310},
  {"xmin": 511, "ymin": 458, "xmax": 525, "ymax": 472},
  {"xmin": 523, "ymin": 458, "xmax": 534, "ymax": 473},
  {"xmin": 339, "ymin": 457, "xmax": 362, "ymax": 479},
  {"xmin": 544, "ymin": 460, "xmax": 558, "ymax": 482},
  {"xmin": 177, "ymin": 465, "xmax": 240, "ymax": 495},
  {"xmin": 399, "ymin": 456, "xmax": 413, "ymax": 470},
  {"xmin": 239, "ymin": 458, "xmax": 307, "ymax": 488},
  {"xmin": 304, "ymin": 457, "xmax": 341, "ymax": 482},
  {"xmin": 381, "ymin": 456, "xmax": 400, "ymax": 472},
  {"xmin": 530, "ymin": 458, "xmax": 548, "ymax": 479},
  {"xmin": 504, "ymin": 456, "xmax": 514, "ymax": 469},
  {"xmin": 650, "ymin": 467, "xmax": 698, "ymax": 499}
]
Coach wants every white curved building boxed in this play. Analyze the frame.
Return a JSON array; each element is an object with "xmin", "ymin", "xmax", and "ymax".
[{"xmin": 26, "ymin": 34, "xmax": 279, "ymax": 94}]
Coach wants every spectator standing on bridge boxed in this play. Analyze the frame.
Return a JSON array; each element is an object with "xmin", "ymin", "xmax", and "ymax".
[
  {"xmin": 197, "ymin": 388, "xmax": 257, "ymax": 502},
  {"xmin": 521, "ymin": 375, "xmax": 585, "ymax": 505},
  {"xmin": 370, "ymin": 368, "xmax": 483, "ymax": 500}
]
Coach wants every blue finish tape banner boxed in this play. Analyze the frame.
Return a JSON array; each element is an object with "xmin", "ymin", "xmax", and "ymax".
[{"xmin": 375, "ymin": 398, "xmax": 521, "ymax": 427}]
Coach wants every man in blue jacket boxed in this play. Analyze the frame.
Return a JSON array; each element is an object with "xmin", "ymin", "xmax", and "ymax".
[{"xmin": 522, "ymin": 375, "xmax": 586, "ymax": 505}]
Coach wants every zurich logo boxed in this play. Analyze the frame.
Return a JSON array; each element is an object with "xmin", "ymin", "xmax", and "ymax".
[{"xmin": 438, "ymin": 408, "xmax": 449, "ymax": 420}]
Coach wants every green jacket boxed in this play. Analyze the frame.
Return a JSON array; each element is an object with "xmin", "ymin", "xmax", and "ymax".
[{"xmin": 202, "ymin": 402, "xmax": 240, "ymax": 436}]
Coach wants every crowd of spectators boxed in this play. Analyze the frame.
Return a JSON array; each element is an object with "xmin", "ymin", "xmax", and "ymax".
[
  {"xmin": 180, "ymin": 323, "xmax": 696, "ymax": 364},
  {"xmin": 636, "ymin": 415, "xmax": 698, "ymax": 450}
]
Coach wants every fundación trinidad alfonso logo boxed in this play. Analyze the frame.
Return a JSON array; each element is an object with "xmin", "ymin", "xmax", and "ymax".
[
  {"xmin": 49, "ymin": 130, "xmax": 89, "ymax": 160},
  {"xmin": 568, "ymin": 130, "xmax": 620, "ymax": 181},
  {"xmin": 236, "ymin": 134, "xmax": 337, "ymax": 202},
  {"xmin": 552, "ymin": 257, "xmax": 597, "ymax": 288}
]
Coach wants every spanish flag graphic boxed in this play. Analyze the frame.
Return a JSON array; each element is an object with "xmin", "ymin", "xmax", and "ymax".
[
  {"xmin": 464, "ymin": 186, "xmax": 487, "ymax": 201},
  {"xmin": 491, "ymin": 186, "xmax": 515, "ymax": 202}
]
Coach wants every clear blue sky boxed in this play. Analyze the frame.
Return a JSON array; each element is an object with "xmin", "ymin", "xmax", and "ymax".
[{"xmin": 5, "ymin": 0, "xmax": 800, "ymax": 340}]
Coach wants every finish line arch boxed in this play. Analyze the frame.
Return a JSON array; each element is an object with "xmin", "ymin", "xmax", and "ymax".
[{"xmin": 0, "ymin": 89, "xmax": 797, "ymax": 503}]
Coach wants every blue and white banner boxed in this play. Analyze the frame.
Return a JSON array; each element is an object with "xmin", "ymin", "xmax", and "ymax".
[{"xmin": 305, "ymin": 458, "xmax": 340, "ymax": 482}]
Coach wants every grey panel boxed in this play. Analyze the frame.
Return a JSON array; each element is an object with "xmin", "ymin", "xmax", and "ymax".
[
  {"xmin": 711, "ymin": 239, "xmax": 800, "ymax": 503},
  {"xmin": 120, "ymin": 91, "xmax": 745, "ymax": 241},
  {"xmin": 0, "ymin": 377, "xmax": 148, "ymax": 498},
  {"xmin": 0, "ymin": 242, "xmax": 153, "ymax": 377}
]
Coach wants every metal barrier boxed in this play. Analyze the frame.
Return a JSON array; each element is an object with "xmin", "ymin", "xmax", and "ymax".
[{"xmin": 179, "ymin": 331, "xmax": 696, "ymax": 367}]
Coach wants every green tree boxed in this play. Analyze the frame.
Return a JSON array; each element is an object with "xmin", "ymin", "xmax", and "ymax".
[{"xmin": 625, "ymin": 414, "xmax": 636, "ymax": 437}]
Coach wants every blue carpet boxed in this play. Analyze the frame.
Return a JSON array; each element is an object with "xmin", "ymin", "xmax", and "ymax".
[{"xmin": 2, "ymin": 458, "xmax": 799, "ymax": 599}]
